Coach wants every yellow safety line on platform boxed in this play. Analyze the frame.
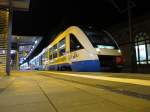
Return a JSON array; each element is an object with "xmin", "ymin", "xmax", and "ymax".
[{"xmin": 43, "ymin": 71, "xmax": 150, "ymax": 87}]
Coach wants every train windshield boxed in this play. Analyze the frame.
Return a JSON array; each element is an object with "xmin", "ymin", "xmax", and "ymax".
[{"xmin": 84, "ymin": 31, "xmax": 118, "ymax": 49}]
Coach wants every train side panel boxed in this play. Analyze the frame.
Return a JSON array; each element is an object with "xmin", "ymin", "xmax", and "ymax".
[{"xmin": 28, "ymin": 26, "xmax": 123, "ymax": 72}]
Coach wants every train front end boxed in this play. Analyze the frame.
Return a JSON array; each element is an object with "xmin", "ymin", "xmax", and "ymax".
[
  {"xmin": 96, "ymin": 46, "xmax": 124, "ymax": 71},
  {"xmin": 84, "ymin": 30, "xmax": 124, "ymax": 71}
]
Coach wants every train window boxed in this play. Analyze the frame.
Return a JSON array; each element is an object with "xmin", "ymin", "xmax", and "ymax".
[
  {"xmin": 70, "ymin": 34, "xmax": 83, "ymax": 51},
  {"xmin": 49, "ymin": 47, "xmax": 53, "ymax": 60},
  {"xmin": 135, "ymin": 32, "xmax": 150, "ymax": 64},
  {"xmin": 36, "ymin": 58, "xmax": 39, "ymax": 66},
  {"xmin": 58, "ymin": 38, "xmax": 66, "ymax": 56},
  {"xmin": 84, "ymin": 31, "xmax": 117, "ymax": 49},
  {"xmin": 43, "ymin": 51, "xmax": 48, "ymax": 64},
  {"xmin": 53, "ymin": 44, "xmax": 58, "ymax": 58},
  {"xmin": 50, "ymin": 54, "xmax": 53, "ymax": 60},
  {"xmin": 39, "ymin": 56, "xmax": 42, "ymax": 65}
]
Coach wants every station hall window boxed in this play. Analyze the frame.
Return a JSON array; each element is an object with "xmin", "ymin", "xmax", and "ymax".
[
  {"xmin": 70, "ymin": 34, "xmax": 83, "ymax": 52},
  {"xmin": 135, "ymin": 32, "xmax": 150, "ymax": 64}
]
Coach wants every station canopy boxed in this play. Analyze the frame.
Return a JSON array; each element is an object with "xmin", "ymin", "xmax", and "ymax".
[{"xmin": 0, "ymin": 0, "xmax": 30, "ymax": 10}]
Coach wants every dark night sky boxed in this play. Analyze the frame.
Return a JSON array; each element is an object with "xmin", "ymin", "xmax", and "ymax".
[
  {"xmin": 12, "ymin": 0, "xmax": 150, "ymax": 61},
  {"xmin": 12, "ymin": 0, "xmax": 150, "ymax": 36}
]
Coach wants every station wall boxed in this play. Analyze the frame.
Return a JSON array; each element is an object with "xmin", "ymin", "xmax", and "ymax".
[
  {"xmin": 107, "ymin": 14, "xmax": 150, "ymax": 73},
  {"xmin": 0, "ymin": 9, "xmax": 9, "ymax": 74}
]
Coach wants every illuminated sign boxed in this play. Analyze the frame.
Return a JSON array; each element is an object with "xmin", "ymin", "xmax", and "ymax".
[
  {"xmin": 0, "ymin": 50, "xmax": 6, "ymax": 55},
  {"xmin": 11, "ymin": 50, "xmax": 16, "ymax": 54},
  {"xmin": 97, "ymin": 45, "xmax": 114, "ymax": 49},
  {"xmin": 0, "ymin": 0, "xmax": 30, "ymax": 10}
]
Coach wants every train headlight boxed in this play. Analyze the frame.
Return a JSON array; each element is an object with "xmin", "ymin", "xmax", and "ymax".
[
  {"xmin": 118, "ymin": 50, "xmax": 121, "ymax": 53},
  {"xmin": 96, "ymin": 48, "xmax": 101, "ymax": 52}
]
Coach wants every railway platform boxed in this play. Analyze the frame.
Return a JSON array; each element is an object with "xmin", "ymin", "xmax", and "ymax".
[{"xmin": 0, "ymin": 71, "xmax": 150, "ymax": 112}]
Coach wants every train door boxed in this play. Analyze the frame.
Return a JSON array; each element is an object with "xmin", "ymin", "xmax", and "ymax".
[{"xmin": 69, "ymin": 33, "xmax": 84, "ymax": 63}]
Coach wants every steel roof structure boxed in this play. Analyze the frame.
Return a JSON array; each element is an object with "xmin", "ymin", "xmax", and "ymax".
[{"xmin": 0, "ymin": 0, "xmax": 30, "ymax": 10}]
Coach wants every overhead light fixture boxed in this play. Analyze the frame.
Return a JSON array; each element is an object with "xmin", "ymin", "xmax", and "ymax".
[{"xmin": 35, "ymin": 40, "xmax": 38, "ymax": 44}]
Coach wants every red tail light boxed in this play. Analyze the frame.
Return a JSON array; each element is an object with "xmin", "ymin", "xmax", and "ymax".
[{"xmin": 116, "ymin": 56, "xmax": 124, "ymax": 64}]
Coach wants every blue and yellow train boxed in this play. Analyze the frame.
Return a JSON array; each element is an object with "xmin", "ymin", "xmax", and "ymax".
[{"xmin": 29, "ymin": 26, "xmax": 124, "ymax": 72}]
